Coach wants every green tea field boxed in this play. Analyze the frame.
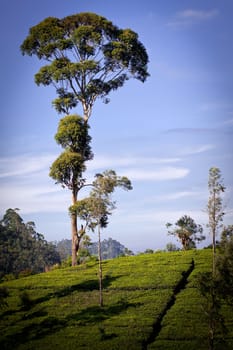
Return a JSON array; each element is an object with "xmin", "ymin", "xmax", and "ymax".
[{"xmin": 1, "ymin": 250, "xmax": 232, "ymax": 349}]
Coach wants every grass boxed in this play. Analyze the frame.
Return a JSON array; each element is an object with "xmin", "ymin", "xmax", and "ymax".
[{"xmin": 0, "ymin": 249, "xmax": 232, "ymax": 349}]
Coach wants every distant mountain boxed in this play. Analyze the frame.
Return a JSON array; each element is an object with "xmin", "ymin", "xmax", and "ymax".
[{"xmin": 56, "ymin": 237, "xmax": 133, "ymax": 261}]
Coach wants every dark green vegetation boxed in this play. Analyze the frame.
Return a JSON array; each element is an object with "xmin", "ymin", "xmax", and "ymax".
[
  {"xmin": 1, "ymin": 250, "xmax": 233, "ymax": 349},
  {"xmin": 0, "ymin": 209, "xmax": 60, "ymax": 280}
]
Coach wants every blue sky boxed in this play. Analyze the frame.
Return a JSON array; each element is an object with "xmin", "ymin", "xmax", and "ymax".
[{"xmin": 1, "ymin": 0, "xmax": 233, "ymax": 252}]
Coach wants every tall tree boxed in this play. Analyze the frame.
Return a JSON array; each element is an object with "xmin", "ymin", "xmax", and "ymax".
[
  {"xmin": 20, "ymin": 12, "xmax": 149, "ymax": 121},
  {"xmin": 166, "ymin": 215, "xmax": 205, "ymax": 250},
  {"xmin": 71, "ymin": 170, "xmax": 132, "ymax": 306},
  {"xmin": 207, "ymin": 167, "xmax": 225, "ymax": 275},
  {"xmin": 49, "ymin": 115, "xmax": 93, "ymax": 266},
  {"xmin": 21, "ymin": 12, "xmax": 149, "ymax": 266}
]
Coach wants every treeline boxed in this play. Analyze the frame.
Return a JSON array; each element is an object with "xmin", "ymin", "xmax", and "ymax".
[
  {"xmin": 0, "ymin": 209, "xmax": 60, "ymax": 280},
  {"xmin": 0, "ymin": 208, "xmax": 134, "ymax": 280}
]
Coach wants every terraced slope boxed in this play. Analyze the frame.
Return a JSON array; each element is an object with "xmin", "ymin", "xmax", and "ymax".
[{"xmin": 0, "ymin": 250, "xmax": 232, "ymax": 349}]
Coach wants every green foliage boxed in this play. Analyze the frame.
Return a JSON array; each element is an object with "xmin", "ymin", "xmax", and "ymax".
[
  {"xmin": 21, "ymin": 12, "xmax": 149, "ymax": 119},
  {"xmin": 216, "ymin": 225, "xmax": 233, "ymax": 305},
  {"xmin": 0, "ymin": 209, "xmax": 60, "ymax": 279},
  {"xmin": 166, "ymin": 242, "xmax": 180, "ymax": 252},
  {"xmin": 166, "ymin": 215, "xmax": 205, "ymax": 250},
  {"xmin": 19, "ymin": 291, "xmax": 34, "ymax": 311},
  {"xmin": 54, "ymin": 115, "xmax": 93, "ymax": 158},
  {"xmin": 49, "ymin": 150, "xmax": 86, "ymax": 189},
  {"xmin": 0, "ymin": 286, "xmax": 9, "ymax": 309}
]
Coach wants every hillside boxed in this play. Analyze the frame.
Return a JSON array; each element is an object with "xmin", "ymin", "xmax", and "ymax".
[{"xmin": 0, "ymin": 250, "xmax": 232, "ymax": 349}]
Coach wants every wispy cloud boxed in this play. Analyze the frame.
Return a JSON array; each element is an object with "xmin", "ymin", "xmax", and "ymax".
[
  {"xmin": 154, "ymin": 190, "xmax": 205, "ymax": 201},
  {"xmin": 86, "ymin": 155, "xmax": 181, "ymax": 172},
  {"xmin": 0, "ymin": 153, "xmax": 188, "ymax": 215},
  {"xmin": 121, "ymin": 167, "xmax": 189, "ymax": 181},
  {"xmin": 168, "ymin": 8, "xmax": 218, "ymax": 28},
  {"xmin": 179, "ymin": 144, "xmax": 215, "ymax": 156},
  {"xmin": 165, "ymin": 128, "xmax": 216, "ymax": 135},
  {"xmin": 0, "ymin": 154, "xmax": 56, "ymax": 178}
]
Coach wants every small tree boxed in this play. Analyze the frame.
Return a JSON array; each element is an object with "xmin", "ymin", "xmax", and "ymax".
[
  {"xmin": 166, "ymin": 215, "xmax": 205, "ymax": 250},
  {"xmin": 71, "ymin": 170, "xmax": 132, "ymax": 306},
  {"xmin": 207, "ymin": 167, "xmax": 225, "ymax": 275},
  {"xmin": 197, "ymin": 272, "xmax": 226, "ymax": 350},
  {"xmin": 166, "ymin": 242, "xmax": 179, "ymax": 252},
  {"xmin": 196, "ymin": 226, "xmax": 233, "ymax": 350}
]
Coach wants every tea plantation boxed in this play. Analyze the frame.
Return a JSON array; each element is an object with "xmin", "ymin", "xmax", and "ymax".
[{"xmin": 0, "ymin": 250, "xmax": 232, "ymax": 349}]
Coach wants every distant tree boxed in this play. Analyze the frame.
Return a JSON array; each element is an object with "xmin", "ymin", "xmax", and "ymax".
[
  {"xmin": 166, "ymin": 242, "xmax": 179, "ymax": 252},
  {"xmin": 71, "ymin": 170, "xmax": 132, "ymax": 306},
  {"xmin": 144, "ymin": 249, "xmax": 154, "ymax": 254},
  {"xmin": 123, "ymin": 247, "xmax": 134, "ymax": 256},
  {"xmin": 207, "ymin": 167, "xmax": 225, "ymax": 275},
  {"xmin": 166, "ymin": 215, "xmax": 205, "ymax": 250},
  {"xmin": 21, "ymin": 12, "xmax": 149, "ymax": 121},
  {"xmin": 55, "ymin": 239, "xmax": 72, "ymax": 260}
]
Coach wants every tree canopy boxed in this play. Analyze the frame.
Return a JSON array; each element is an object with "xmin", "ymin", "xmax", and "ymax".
[
  {"xmin": 21, "ymin": 12, "xmax": 149, "ymax": 120},
  {"xmin": 166, "ymin": 215, "xmax": 205, "ymax": 250}
]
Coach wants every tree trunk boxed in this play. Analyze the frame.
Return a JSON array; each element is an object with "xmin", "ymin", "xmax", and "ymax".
[
  {"xmin": 71, "ymin": 191, "xmax": 78, "ymax": 267},
  {"xmin": 212, "ymin": 191, "xmax": 216, "ymax": 277},
  {"xmin": 98, "ymin": 222, "xmax": 103, "ymax": 307}
]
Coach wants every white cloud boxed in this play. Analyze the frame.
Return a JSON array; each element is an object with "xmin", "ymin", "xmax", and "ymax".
[
  {"xmin": 121, "ymin": 166, "xmax": 189, "ymax": 181},
  {"xmin": 155, "ymin": 190, "xmax": 204, "ymax": 201},
  {"xmin": 0, "ymin": 152, "xmax": 188, "ymax": 215},
  {"xmin": 179, "ymin": 144, "xmax": 215, "ymax": 156},
  {"xmin": 0, "ymin": 182, "xmax": 70, "ymax": 214},
  {"xmin": 168, "ymin": 9, "xmax": 218, "ymax": 27},
  {"xmin": 0, "ymin": 154, "xmax": 56, "ymax": 178},
  {"xmin": 86, "ymin": 155, "xmax": 181, "ymax": 171}
]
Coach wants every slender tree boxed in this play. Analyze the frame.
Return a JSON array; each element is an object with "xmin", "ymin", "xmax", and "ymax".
[
  {"xmin": 71, "ymin": 170, "xmax": 132, "ymax": 306},
  {"xmin": 21, "ymin": 12, "xmax": 149, "ymax": 121},
  {"xmin": 166, "ymin": 215, "xmax": 205, "ymax": 250},
  {"xmin": 207, "ymin": 167, "xmax": 225, "ymax": 275}
]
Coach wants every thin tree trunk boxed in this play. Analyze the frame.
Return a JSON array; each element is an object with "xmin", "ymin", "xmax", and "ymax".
[
  {"xmin": 212, "ymin": 191, "xmax": 216, "ymax": 277},
  {"xmin": 98, "ymin": 222, "xmax": 103, "ymax": 307},
  {"xmin": 71, "ymin": 191, "xmax": 78, "ymax": 267}
]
